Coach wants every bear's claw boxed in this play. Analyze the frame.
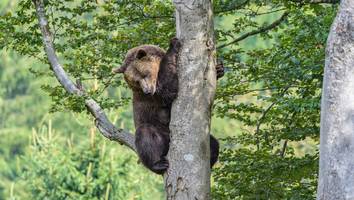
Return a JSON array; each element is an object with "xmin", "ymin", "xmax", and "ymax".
[
  {"xmin": 216, "ymin": 60, "xmax": 224, "ymax": 79},
  {"xmin": 151, "ymin": 158, "xmax": 169, "ymax": 174},
  {"xmin": 170, "ymin": 37, "xmax": 181, "ymax": 51}
]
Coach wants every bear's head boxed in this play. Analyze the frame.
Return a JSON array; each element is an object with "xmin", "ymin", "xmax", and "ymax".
[{"xmin": 113, "ymin": 45, "xmax": 165, "ymax": 95}]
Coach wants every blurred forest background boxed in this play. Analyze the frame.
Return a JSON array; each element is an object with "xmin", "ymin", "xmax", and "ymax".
[{"xmin": 0, "ymin": 0, "xmax": 337, "ymax": 199}]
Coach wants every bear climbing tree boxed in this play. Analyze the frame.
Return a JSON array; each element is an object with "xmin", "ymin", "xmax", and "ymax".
[
  {"xmin": 33, "ymin": 0, "xmax": 216, "ymax": 199},
  {"xmin": 112, "ymin": 38, "xmax": 222, "ymax": 175}
]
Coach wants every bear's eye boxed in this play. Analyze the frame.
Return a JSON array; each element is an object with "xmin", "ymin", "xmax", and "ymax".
[{"xmin": 139, "ymin": 71, "xmax": 149, "ymax": 79}]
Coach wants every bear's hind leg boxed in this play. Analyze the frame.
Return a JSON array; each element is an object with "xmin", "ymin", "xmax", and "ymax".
[
  {"xmin": 135, "ymin": 124, "xmax": 170, "ymax": 174},
  {"xmin": 210, "ymin": 135, "xmax": 220, "ymax": 168}
]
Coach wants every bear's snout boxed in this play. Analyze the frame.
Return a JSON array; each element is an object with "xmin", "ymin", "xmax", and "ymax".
[{"xmin": 139, "ymin": 78, "xmax": 156, "ymax": 95}]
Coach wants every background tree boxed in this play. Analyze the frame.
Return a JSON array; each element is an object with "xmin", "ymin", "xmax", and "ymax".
[{"xmin": 317, "ymin": 0, "xmax": 354, "ymax": 199}]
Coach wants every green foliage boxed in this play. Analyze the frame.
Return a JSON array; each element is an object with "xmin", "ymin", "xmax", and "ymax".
[
  {"xmin": 213, "ymin": 149, "xmax": 318, "ymax": 200},
  {"xmin": 22, "ymin": 124, "xmax": 164, "ymax": 200},
  {"xmin": 212, "ymin": 1, "xmax": 337, "ymax": 199},
  {"xmin": 0, "ymin": 129, "xmax": 29, "ymax": 200},
  {"xmin": 0, "ymin": 49, "xmax": 137, "ymax": 199}
]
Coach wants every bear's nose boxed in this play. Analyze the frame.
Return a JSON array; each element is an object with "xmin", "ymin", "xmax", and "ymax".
[
  {"xmin": 143, "ymin": 86, "xmax": 156, "ymax": 95},
  {"xmin": 142, "ymin": 87, "xmax": 153, "ymax": 95},
  {"xmin": 143, "ymin": 90, "xmax": 152, "ymax": 95}
]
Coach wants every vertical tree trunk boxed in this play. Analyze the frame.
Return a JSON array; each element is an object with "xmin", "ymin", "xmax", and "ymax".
[
  {"xmin": 317, "ymin": 1, "xmax": 354, "ymax": 199},
  {"xmin": 165, "ymin": 0, "xmax": 216, "ymax": 199}
]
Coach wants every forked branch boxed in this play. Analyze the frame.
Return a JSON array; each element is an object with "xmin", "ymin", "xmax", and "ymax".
[
  {"xmin": 217, "ymin": 12, "xmax": 289, "ymax": 49},
  {"xmin": 32, "ymin": 0, "xmax": 136, "ymax": 151}
]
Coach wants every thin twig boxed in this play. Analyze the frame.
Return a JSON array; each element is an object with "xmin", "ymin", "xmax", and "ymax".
[
  {"xmin": 295, "ymin": 0, "xmax": 339, "ymax": 4},
  {"xmin": 280, "ymin": 140, "xmax": 288, "ymax": 158},
  {"xmin": 254, "ymin": 86, "xmax": 290, "ymax": 149}
]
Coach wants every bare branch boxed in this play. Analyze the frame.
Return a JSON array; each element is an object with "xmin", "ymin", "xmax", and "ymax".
[
  {"xmin": 216, "ymin": 0, "xmax": 338, "ymax": 49},
  {"xmin": 214, "ymin": 0, "xmax": 250, "ymax": 15},
  {"xmin": 297, "ymin": 0, "xmax": 339, "ymax": 4},
  {"xmin": 32, "ymin": 0, "xmax": 136, "ymax": 151},
  {"xmin": 214, "ymin": 0, "xmax": 338, "ymax": 17},
  {"xmin": 217, "ymin": 12, "xmax": 289, "ymax": 49},
  {"xmin": 280, "ymin": 140, "xmax": 288, "ymax": 158}
]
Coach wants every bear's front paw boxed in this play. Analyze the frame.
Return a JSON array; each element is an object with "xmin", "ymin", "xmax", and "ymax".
[
  {"xmin": 151, "ymin": 158, "xmax": 169, "ymax": 174},
  {"xmin": 170, "ymin": 37, "xmax": 181, "ymax": 51},
  {"xmin": 216, "ymin": 60, "xmax": 224, "ymax": 79}
]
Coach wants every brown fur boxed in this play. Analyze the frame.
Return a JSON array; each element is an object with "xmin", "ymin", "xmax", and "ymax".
[
  {"xmin": 114, "ymin": 38, "xmax": 223, "ymax": 174},
  {"xmin": 113, "ymin": 45, "xmax": 165, "ymax": 95}
]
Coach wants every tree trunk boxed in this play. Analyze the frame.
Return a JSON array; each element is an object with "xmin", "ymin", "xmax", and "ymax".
[
  {"xmin": 164, "ymin": 0, "xmax": 216, "ymax": 199},
  {"xmin": 317, "ymin": 1, "xmax": 354, "ymax": 199}
]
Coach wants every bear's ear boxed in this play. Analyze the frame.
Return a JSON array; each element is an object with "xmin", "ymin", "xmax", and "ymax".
[{"xmin": 136, "ymin": 49, "xmax": 147, "ymax": 59}]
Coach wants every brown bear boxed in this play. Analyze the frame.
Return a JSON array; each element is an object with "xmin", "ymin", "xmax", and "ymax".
[{"xmin": 113, "ymin": 38, "xmax": 224, "ymax": 174}]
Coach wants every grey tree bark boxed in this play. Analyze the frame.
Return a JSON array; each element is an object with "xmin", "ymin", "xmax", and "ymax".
[
  {"xmin": 317, "ymin": 0, "xmax": 354, "ymax": 199},
  {"xmin": 165, "ymin": 1, "xmax": 216, "ymax": 200}
]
